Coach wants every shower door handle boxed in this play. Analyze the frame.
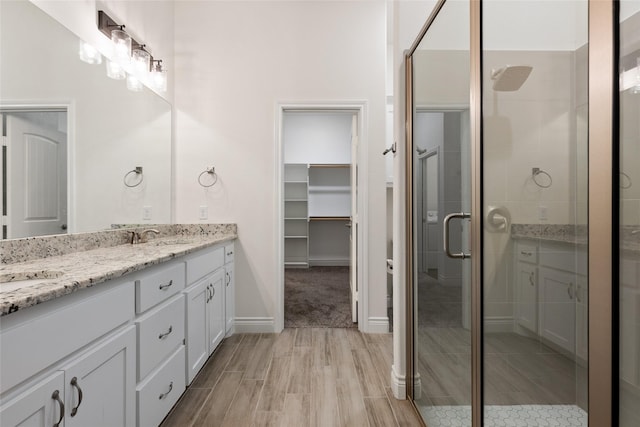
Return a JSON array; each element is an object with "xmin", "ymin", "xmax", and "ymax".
[{"xmin": 443, "ymin": 212, "xmax": 471, "ymax": 259}]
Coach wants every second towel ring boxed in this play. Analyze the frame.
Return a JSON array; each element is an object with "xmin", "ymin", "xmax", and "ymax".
[
  {"xmin": 532, "ymin": 167, "xmax": 552, "ymax": 188},
  {"xmin": 198, "ymin": 167, "xmax": 218, "ymax": 188},
  {"xmin": 124, "ymin": 166, "xmax": 143, "ymax": 188}
]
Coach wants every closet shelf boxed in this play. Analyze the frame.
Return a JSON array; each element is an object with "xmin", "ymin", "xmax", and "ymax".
[
  {"xmin": 284, "ymin": 199, "xmax": 308, "ymax": 202},
  {"xmin": 284, "ymin": 217, "xmax": 308, "ymax": 221},
  {"xmin": 309, "ymin": 163, "xmax": 350, "ymax": 168},
  {"xmin": 309, "ymin": 216, "xmax": 350, "ymax": 221},
  {"xmin": 284, "ymin": 235, "xmax": 308, "ymax": 239}
]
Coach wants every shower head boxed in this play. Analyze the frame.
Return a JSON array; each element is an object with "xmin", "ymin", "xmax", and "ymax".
[{"xmin": 490, "ymin": 65, "xmax": 533, "ymax": 91}]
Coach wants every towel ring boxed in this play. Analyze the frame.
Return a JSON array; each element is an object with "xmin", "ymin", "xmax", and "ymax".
[
  {"xmin": 198, "ymin": 167, "xmax": 218, "ymax": 188},
  {"xmin": 621, "ymin": 172, "xmax": 632, "ymax": 189},
  {"xmin": 532, "ymin": 167, "xmax": 552, "ymax": 188},
  {"xmin": 124, "ymin": 166, "xmax": 143, "ymax": 188}
]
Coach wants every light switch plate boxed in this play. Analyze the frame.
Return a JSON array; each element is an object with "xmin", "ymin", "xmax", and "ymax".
[{"xmin": 538, "ymin": 206, "xmax": 548, "ymax": 220}]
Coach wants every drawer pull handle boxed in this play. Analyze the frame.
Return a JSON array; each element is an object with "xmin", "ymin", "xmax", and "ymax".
[
  {"xmin": 52, "ymin": 390, "xmax": 65, "ymax": 427},
  {"xmin": 211, "ymin": 286, "xmax": 215, "ymax": 298},
  {"xmin": 159, "ymin": 382, "xmax": 173, "ymax": 400},
  {"xmin": 521, "ymin": 251, "xmax": 532, "ymax": 256},
  {"xmin": 568, "ymin": 282, "xmax": 574, "ymax": 300},
  {"xmin": 159, "ymin": 280, "xmax": 173, "ymax": 291},
  {"xmin": 159, "ymin": 326, "xmax": 173, "ymax": 340},
  {"xmin": 529, "ymin": 272, "xmax": 535, "ymax": 286},
  {"xmin": 205, "ymin": 284, "xmax": 211, "ymax": 303},
  {"xmin": 226, "ymin": 272, "xmax": 230, "ymax": 286},
  {"xmin": 227, "ymin": 251, "xmax": 233, "ymax": 256},
  {"xmin": 70, "ymin": 377, "xmax": 84, "ymax": 417},
  {"xmin": 576, "ymin": 283, "xmax": 582, "ymax": 303}
]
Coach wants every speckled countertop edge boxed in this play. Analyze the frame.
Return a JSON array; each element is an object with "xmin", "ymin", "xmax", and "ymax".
[
  {"xmin": 0, "ymin": 225, "xmax": 237, "ymax": 316},
  {"xmin": 510, "ymin": 223, "xmax": 640, "ymax": 253}
]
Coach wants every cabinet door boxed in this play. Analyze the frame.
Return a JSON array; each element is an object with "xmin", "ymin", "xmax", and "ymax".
[
  {"xmin": 575, "ymin": 275, "xmax": 589, "ymax": 362},
  {"xmin": 516, "ymin": 262, "xmax": 537, "ymax": 333},
  {"xmin": 208, "ymin": 269, "xmax": 226, "ymax": 353},
  {"xmin": 225, "ymin": 263, "xmax": 235, "ymax": 335},
  {"xmin": 538, "ymin": 267, "xmax": 576, "ymax": 353},
  {"xmin": 0, "ymin": 371, "xmax": 65, "ymax": 427},
  {"xmin": 185, "ymin": 278, "xmax": 209, "ymax": 385},
  {"xmin": 63, "ymin": 326, "xmax": 136, "ymax": 427}
]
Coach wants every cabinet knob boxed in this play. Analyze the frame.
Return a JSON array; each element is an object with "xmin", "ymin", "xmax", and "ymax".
[
  {"xmin": 70, "ymin": 377, "xmax": 84, "ymax": 417},
  {"xmin": 158, "ymin": 325, "xmax": 173, "ymax": 340},
  {"xmin": 52, "ymin": 390, "xmax": 65, "ymax": 427},
  {"xmin": 159, "ymin": 280, "xmax": 173, "ymax": 291},
  {"xmin": 159, "ymin": 381, "xmax": 173, "ymax": 400}
]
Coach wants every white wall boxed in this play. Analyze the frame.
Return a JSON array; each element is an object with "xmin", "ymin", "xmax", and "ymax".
[{"xmin": 174, "ymin": 0, "xmax": 388, "ymax": 333}]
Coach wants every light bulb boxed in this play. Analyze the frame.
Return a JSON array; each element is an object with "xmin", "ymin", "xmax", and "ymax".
[{"xmin": 78, "ymin": 40, "xmax": 102, "ymax": 65}]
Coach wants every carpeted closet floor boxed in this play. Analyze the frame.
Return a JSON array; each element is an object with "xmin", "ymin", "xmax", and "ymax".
[{"xmin": 284, "ymin": 266, "xmax": 355, "ymax": 328}]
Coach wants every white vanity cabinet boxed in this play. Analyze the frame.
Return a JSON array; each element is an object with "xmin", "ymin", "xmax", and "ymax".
[
  {"xmin": 184, "ymin": 246, "xmax": 226, "ymax": 385},
  {"xmin": 224, "ymin": 242, "xmax": 235, "ymax": 335},
  {"xmin": 514, "ymin": 240, "xmax": 587, "ymax": 357},
  {"xmin": 0, "ymin": 281, "xmax": 137, "ymax": 427}
]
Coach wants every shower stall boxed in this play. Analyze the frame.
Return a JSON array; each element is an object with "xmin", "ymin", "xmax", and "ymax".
[{"xmin": 404, "ymin": 0, "xmax": 637, "ymax": 425}]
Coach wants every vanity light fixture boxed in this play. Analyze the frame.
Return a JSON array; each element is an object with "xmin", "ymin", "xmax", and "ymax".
[
  {"xmin": 97, "ymin": 10, "xmax": 168, "ymax": 92},
  {"xmin": 78, "ymin": 40, "xmax": 102, "ymax": 65}
]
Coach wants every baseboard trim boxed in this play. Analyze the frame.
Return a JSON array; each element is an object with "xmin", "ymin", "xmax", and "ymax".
[
  {"xmin": 367, "ymin": 316, "xmax": 390, "ymax": 333},
  {"xmin": 390, "ymin": 365, "xmax": 406, "ymax": 399},
  {"xmin": 234, "ymin": 317, "xmax": 275, "ymax": 333},
  {"xmin": 484, "ymin": 316, "xmax": 514, "ymax": 333}
]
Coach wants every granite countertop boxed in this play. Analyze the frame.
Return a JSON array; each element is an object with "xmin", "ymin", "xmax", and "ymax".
[
  {"xmin": 0, "ymin": 224, "xmax": 237, "ymax": 316},
  {"xmin": 510, "ymin": 223, "xmax": 640, "ymax": 254}
]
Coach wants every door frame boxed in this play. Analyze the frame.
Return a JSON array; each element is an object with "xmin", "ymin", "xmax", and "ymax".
[
  {"xmin": 0, "ymin": 101, "xmax": 75, "ymax": 238},
  {"xmin": 274, "ymin": 101, "xmax": 368, "ymax": 333},
  {"xmin": 404, "ymin": 0, "xmax": 616, "ymax": 425}
]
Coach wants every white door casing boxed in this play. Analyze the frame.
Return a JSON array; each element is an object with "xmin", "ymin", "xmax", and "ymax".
[{"xmin": 350, "ymin": 113, "xmax": 358, "ymax": 323}]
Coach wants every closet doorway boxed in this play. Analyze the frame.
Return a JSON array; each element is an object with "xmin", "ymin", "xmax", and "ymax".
[{"xmin": 278, "ymin": 108, "xmax": 361, "ymax": 330}]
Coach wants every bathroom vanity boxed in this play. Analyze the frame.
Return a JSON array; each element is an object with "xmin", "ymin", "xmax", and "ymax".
[{"xmin": 0, "ymin": 224, "xmax": 236, "ymax": 427}]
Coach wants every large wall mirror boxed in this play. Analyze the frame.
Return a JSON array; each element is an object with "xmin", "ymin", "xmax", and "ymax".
[{"xmin": 0, "ymin": 0, "xmax": 172, "ymax": 239}]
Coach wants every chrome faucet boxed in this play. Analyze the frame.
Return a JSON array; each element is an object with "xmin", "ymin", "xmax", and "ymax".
[
  {"xmin": 140, "ymin": 229, "xmax": 160, "ymax": 243},
  {"xmin": 128, "ymin": 229, "xmax": 160, "ymax": 244}
]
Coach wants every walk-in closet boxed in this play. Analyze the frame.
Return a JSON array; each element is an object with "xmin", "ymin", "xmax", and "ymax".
[{"xmin": 281, "ymin": 111, "xmax": 356, "ymax": 328}]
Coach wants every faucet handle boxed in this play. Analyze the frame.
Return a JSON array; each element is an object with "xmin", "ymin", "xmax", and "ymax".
[{"xmin": 128, "ymin": 230, "xmax": 140, "ymax": 244}]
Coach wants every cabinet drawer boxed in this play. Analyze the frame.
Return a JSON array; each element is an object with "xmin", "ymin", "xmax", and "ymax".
[
  {"xmin": 136, "ymin": 346, "xmax": 186, "ymax": 427},
  {"xmin": 136, "ymin": 295, "xmax": 185, "ymax": 381},
  {"xmin": 517, "ymin": 242, "xmax": 538, "ymax": 264},
  {"xmin": 225, "ymin": 243, "xmax": 235, "ymax": 264},
  {"xmin": 539, "ymin": 242, "xmax": 579, "ymax": 272},
  {"xmin": 0, "ymin": 282, "xmax": 134, "ymax": 394},
  {"xmin": 186, "ymin": 247, "xmax": 224, "ymax": 284},
  {"xmin": 136, "ymin": 262, "xmax": 185, "ymax": 313}
]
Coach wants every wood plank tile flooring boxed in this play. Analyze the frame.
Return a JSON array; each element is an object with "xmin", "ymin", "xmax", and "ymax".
[{"xmin": 161, "ymin": 328, "xmax": 423, "ymax": 427}]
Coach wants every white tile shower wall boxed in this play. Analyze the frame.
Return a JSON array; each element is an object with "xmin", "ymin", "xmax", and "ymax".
[{"xmin": 173, "ymin": 0, "xmax": 388, "ymax": 332}]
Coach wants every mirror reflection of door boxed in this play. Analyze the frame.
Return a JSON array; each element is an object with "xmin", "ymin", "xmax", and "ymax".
[{"xmin": 1, "ymin": 110, "xmax": 67, "ymax": 239}]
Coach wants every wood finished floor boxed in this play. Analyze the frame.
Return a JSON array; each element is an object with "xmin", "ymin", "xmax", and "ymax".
[{"xmin": 161, "ymin": 328, "xmax": 423, "ymax": 427}]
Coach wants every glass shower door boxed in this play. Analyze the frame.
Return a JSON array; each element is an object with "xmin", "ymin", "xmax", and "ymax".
[
  {"xmin": 409, "ymin": 1, "xmax": 472, "ymax": 425},
  {"xmin": 619, "ymin": 2, "xmax": 640, "ymax": 425},
  {"xmin": 482, "ymin": 1, "xmax": 589, "ymax": 425}
]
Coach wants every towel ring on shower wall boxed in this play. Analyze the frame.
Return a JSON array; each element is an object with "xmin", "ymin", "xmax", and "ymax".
[
  {"xmin": 124, "ymin": 166, "xmax": 143, "ymax": 188},
  {"xmin": 532, "ymin": 167, "xmax": 552, "ymax": 188},
  {"xmin": 621, "ymin": 172, "xmax": 632, "ymax": 189},
  {"xmin": 198, "ymin": 167, "xmax": 218, "ymax": 188}
]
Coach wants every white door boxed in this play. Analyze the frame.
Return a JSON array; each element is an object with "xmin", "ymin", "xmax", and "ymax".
[
  {"xmin": 350, "ymin": 114, "xmax": 358, "ymax": 323},
  {"xmin": 5, "ymin": 112, "xmax": 67, "ymax": 238}
]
